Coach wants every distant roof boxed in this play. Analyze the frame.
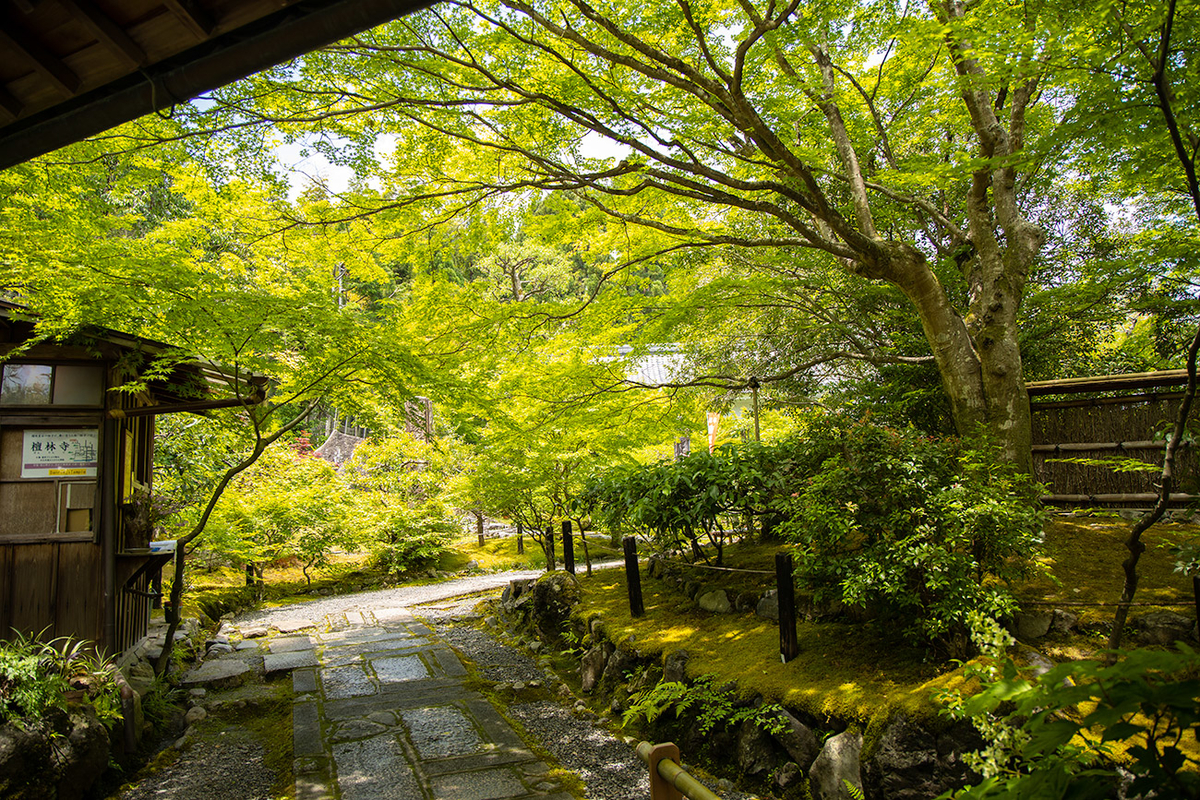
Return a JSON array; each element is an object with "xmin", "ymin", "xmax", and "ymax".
[
  {"xmin": 0, "ymin": 0, "xmax": 428, "ymax": 169},
  {"xmin": 615, "ymin": 345, "xmax": 683, "ymax": 385}
]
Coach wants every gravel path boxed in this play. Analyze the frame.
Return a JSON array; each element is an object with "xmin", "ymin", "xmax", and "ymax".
[
  {"xmin": 231, "ymin": 568, "xmax": 549, "ymax": 628},
  {"xmin": 112, "ymin": 566, "xmax": 759, "ymax": 800}
]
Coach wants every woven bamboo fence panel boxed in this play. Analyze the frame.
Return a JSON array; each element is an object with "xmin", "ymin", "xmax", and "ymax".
[{"xmin": 1031, "ymin": 393, "xmax": 1196, "ymax": 506}]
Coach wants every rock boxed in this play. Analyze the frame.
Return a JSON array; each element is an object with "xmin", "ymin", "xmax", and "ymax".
[
  {"xmin": 599, "ymin": 646, "xmax": 641, "ymax": 695},
  {"xmin": 54, "ymin": 709, "xmax": 110, "ymax": 800},
  {"xmin": 180, "ymin": 659, "xmax": 253, "ymax": 690},
  {"xmin": 1014, "ymin": 609, "xmax": 1053, "ymax": 640},
  {"xmin": 773, "ymin": 762, "xmax": 803, "ymax": 792},
  {"xmin": 808, "ymin": 730, "xmax": 863, "ymax": 800},
  {"xmin": 757, "ymin": 590, "xmax": 780, "ymax": 622},
  {"xmin": 1132, "ymin": 610, "xmax": 1195, "ymax": 645},
  {"xmin": 184, "ymin": 706, "xmax": 207, "ymax": 725},
  {"xmin": 737, "ymin": 718, "xmax": 782, "ymax": 777},
  {"xmin": 697, "ymin": 589, "xmax": 732, "ymax": 613},
  {"xmin": 0, "ymin": 708, "xmax": 110, "ymax": 800},
  {"xmin": 1050, "ymin": 609, "xmax": 1079, "ymax": 635},
  {"xmin": 735, "ymin": 592, "xmax": 759, "ymax": 613},
  {"xmin": 124, "ymin": 661, "xmax": 156, "ymax": 697},
  {"xmin": 1015, "ymin": 645, "xmax": 1056, "ymax": 679},
  {"xmin": 580, "ymin": 644, "xmax": 613, "ymax": 694},
  {"xmin": 240, "ymin": 626, "xmax": 269, "ymax": 639},
  {"xmin": 466, "ymin": 560, "xmax": 480, "ymax": 570},
  {"xmin": 527, "ymin": 572, "xmax": 582, "ymax": 643},
  {"xmin": 273, "ymin": 619, "xmax": 315, "ymax": 634},
  {"xmin": 205, "ymin": 643, "xmax": 235, "ymax": 657},
  {"xmin": 663, "ymin": 650, "xmax": 690, "ymax": 684},
  {"xmin": 864, "ymin": 715, "xmax": 938, "ymax": 800},
  {"xmin": 768, "ymin": 708, "xmax": 820, "ymax": 770}
]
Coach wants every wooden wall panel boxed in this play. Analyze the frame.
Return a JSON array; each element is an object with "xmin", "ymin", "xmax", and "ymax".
[
  {"xmin": 7, "ymin": 544, "xmax": 54, "ymax": 638},
  {"xmin": 0, "ymin": 545, "xmax": 11, "ymax": 637},
  {"xmin": 55, "ymin": 542, "xmax": 104, "ymax": 648}
]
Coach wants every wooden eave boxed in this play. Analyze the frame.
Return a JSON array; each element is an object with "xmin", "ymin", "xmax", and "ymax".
[
  {"xmin": 1026, "ymin": 370, "xmax": 1191, "ymax": 398},
  {"xmin": 0, "ymin": 0, "xmax": 430, "ymax": 170},
  {"xmin": 0, "ymin": 301, "xmax": 267, "ymax": 413}
]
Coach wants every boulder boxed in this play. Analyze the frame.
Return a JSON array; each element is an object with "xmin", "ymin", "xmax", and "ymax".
[
  {"xmin": 697, "ymin": 589, "xmax": 732, "ymax": 614},
  {"xmin": 1050, "ymin": 609, "xmax": 1079, "ymax": 635},
  {"xmin": 737, "ymin": 718, "xmax": 783, "ymax": 777},
  {"xmin": 757, "ymin": 591, "xmax": 780, "ymax": 622},
  {"xmin": 580, "ymin": 643, "xmax": 613, "ymax": 694},
  {"xmin": 863, "ymin": 715, "xmax": 938, "ymax": 800},
  {"xmin": 808, "ymin": 730, "xmax": 863, "ymax": 800},
  {"xmin": 767, "ymin": 708, "xmax": 820, "ymax": 771},
  {"xmin": 663, "ymin": 650, "xmax": 690, "ymax": 684},
  {"xmin": 599, "ymin": 646, "xmax": 642, "ymax": 695},
  {"xmin": 1131, "ymin": 611, "xmax": 1195, "ymax": 645},
  {"xmin": 0, "ymin": 707, "xmax": 110, "ymax": 800},
  {"xmin": 1013, "ymin": 609, "xmax": 1053, "ymax": 640},
  {"xmin": 527, "ymin": 572, "xmax": 583, "ymax": 644}
]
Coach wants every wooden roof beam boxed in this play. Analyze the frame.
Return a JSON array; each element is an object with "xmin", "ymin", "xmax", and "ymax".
[
  {"xmin": 162, "ymin": 0, "xmax": 217, "ymax": 40},
  {"xmin": 0, "ymin": 86, "xmax": 21, "ymax": 123},
  {"xmin": 59, "ymin": 0, "xmax": 148, "ymax": 70},
  {"xmin": 0, "ymin": 10, "xmax": 80, "ymax": 96}
]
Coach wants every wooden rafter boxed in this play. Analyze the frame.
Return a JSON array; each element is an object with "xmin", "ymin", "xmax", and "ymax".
[
  {"xmin": 59, "ymin": 0, "xmax": 147, "ymax": 70},
  {"xmin": 0, "ymin": 85, "xmax": 20, "ymax": 122},
  {"xmin": 161, "ymin": 0, "xmax": 217, "ymax": 39},
  {"xmin": 0, "ymin": 10, "xmax": 80, "ymax": 96}
]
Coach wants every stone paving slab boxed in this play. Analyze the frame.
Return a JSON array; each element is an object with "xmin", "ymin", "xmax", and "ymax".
[
  {"xmin": 295, "ymin": 604, "xmax": 575, "ymax": 799},
  {"xmin": 264, "ymin": 650, "xmax": 319, "ymax": 674},
  {"xmin": 274, "ymin": 619, "xmax": 316, "ymax": 634}
]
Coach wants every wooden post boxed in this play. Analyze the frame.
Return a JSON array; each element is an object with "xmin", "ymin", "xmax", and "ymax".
[
  {"xmin": 1194, "ymin": 575, "xmax": 1200, "ymax": 639},
  {"xmin": 624, "ymin": 536, "xmax": 644, "ymax": 617},
  {"xmin": 776, "ymin": 552, "xmax": 799, "ymax": 662},
  {"xmin": 562, "ymin": 520, "xmax": 575, "ymax": 575},
  {"xmin": 639, "ymin": 741, "xmax": 683, "ymax": 800},
  {"xmin": 516, "ymin": 521, "xmax": 524, "ymax": 555},
  {"xmin": 546, "ymin": 526, "xmax": 556, "ymax": 571}
]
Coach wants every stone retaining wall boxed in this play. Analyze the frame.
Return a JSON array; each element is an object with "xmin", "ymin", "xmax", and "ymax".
[{"xmin": 498, "ymin": 572, "xmax": 982, "ymax": 800}]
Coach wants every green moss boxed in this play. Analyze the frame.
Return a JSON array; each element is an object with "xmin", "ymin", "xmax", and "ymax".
[{"xmin": 572, "ymin": 517, "xmax": 1200, "ymax": 734}]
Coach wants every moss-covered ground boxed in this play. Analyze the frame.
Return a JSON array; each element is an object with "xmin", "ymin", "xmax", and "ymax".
[{"xmin": 569, "ymin": 515, "xmax": 1200, "ymax": 732}]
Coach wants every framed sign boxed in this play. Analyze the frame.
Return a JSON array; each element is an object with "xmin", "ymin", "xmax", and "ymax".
[{"xmin": 21, "ymin": 429, "xmax": 99, "ymax": 478}]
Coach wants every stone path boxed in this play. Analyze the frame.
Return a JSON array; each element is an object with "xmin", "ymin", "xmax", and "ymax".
[{"xmin": 277, "ymin": 605, "xmax": 574, "ymax": 800}]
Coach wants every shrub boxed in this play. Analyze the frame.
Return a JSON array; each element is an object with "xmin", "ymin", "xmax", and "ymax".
[
  {"xmin": 775, "ymin": 423, "xmax": 1046, "ymax": 653},
  {"xmin": 0, "ymin": 631, "xmax": 121, "ymax": 729},
  {"xmin": 369, "ymin": 503, "xmax": 459, "ymax": 577},
  {"xmin": 939, "ymin": 644, "xmax": 1200, "ymax": 799}
]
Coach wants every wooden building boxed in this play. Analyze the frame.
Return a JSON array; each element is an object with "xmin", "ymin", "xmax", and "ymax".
[
  {"xmin": 1029, "ymin": 370, "xmax": 1196, "ymax": 508},
  {"xmin": 0, "ymin": 302, "xmax": 264, "ymax": 655}
]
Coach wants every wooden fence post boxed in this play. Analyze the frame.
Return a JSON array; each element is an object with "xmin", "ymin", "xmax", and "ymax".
[
  {"xmin": 563, "ymin": 520, "xmax": 575, "ymax": 575},
  {"xmin": 546, "ymin": 526, "xmax": 556, "ymax": 571},
  {"xmin": 776, "ymin": 552, "xmax": 799, "ymax": 662},
  {"xmin": 624, "ymin": 536, "xmax": 644, "ymax": 617},
  {"xmin": 516, "ymin": 521, "xmax": 524, "ymax": 555}
]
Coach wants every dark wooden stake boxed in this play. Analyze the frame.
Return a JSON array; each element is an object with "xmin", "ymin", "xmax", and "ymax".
[
  {"xmin": 516, "ymin": 521, "xmax": 524, "ymax": 555},
  {"xmin": 546, "ymin": 526, "xmax": 556, "ymax": 571},
  {"xmin": 776, "ymin": 552, "xmax": 799, "ymax": 662},
  {"xmin": 563, "ymin": 520, "xmax": 575, "ymax": 574},
  {"xmin": 624, "ymin": 536, "xmax": 645, "ymax": 617},
  {"xmin": 1194, "ymin": 575, "xmax": 1200, "ymax": 638}
]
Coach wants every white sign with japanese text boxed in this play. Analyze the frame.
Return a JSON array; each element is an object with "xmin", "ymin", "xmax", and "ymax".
[{"xmin": 21, "ymin": 429, "xmax": 100, "ymax": 478}]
